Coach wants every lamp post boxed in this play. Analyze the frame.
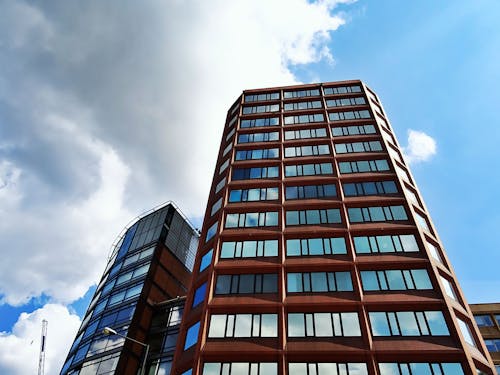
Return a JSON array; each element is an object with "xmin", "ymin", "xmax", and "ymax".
[{"xmin": 103, "ymin": 327, "xmax": 150, "ymax": 375}]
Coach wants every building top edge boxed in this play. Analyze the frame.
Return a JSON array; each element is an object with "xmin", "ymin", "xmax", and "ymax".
[
  {"xmin": 241, "ymin": 79, "xmax": 364, "ymax": 94},
  {"xmin": 107, "ymin": 200, "xmax": 199, "ymax": 260}
]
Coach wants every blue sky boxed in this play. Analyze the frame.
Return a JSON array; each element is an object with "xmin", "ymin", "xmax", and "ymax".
[{"xmin": 1, "ymin": 1, "xmax": 499, "ymax": 374}]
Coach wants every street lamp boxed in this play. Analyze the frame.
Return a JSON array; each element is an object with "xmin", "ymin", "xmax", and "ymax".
[{"xmin": 103, "ymin": 327, "xmax": 150, "ymax": 375}]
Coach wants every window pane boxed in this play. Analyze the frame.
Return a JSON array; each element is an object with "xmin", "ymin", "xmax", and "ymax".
[
  {"xmin": 342, "ymin": 313, "xmax": 361, "ymax": 336},
  {"xmin": 425, "ymin": 311, "xmax": 449, "ymax": 336},
  {"xmin": 288, "ymin": 314, "xmax": 305, "ymax": 337},
  {"xmin": 234, "ymin": 315, "xmax": 252, "ymax": 337},
  {"xmin": 370, "ymin": 313, "xmax": 390, "ymax": 336}
]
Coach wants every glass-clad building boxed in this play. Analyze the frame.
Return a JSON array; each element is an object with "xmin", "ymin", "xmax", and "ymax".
[
  {"xmin": 171, "ymin": 81, "xmax": 496, "ymax": 375},
  {"xmin": 60, "ymin": 202, "xmax": 198, "ymax": 375}
]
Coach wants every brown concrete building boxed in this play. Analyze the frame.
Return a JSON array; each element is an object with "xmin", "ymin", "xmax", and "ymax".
[
  {"xmin": 470, "ymin": 303, "xmax": 500, "ymax": 373},
  {"xmin": 172, "ymin": 80, "xmax": 495, "ymax": 375}
]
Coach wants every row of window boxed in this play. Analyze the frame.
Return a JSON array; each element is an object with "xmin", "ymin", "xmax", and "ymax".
[
  {"xmin": 244, "ymin": 85, "xmax": 361, "ymax": 103},
  {"xmin": 216, "ymin": 234, "xmax": 420, "ymax": 259},
  {"xmin": 226, "ymin": 181, "xmax": 397, "ymax": 203},
  {"xmin": 237, "ymin": 124, "xmax": 377, "ymax": 145},
  {"xmin": 202, "ymin": 362, "xmax": 464, "ymax": 375},
  {"xmin": 223, "ymin": 206, "xmax": 409, "ymax": 228},
  {"xmin": 241, "ymin": 98, "xmax": 368, "ymax": 118},
  {"xmin": 238, "ymin": 108, "xmax": 372, "ymax": 131},
  {"xmin": 204, "ymin": 310, "xmax": 449, "ymax": 339},
  {"xmin": 230, "ymin": 159, "xmax": 391, "ymax": 180},
  {"xmin": 231, "ymin": 140, "xmax": 383, "ymax": 162},
  {"xmin": 211, "ymin": 268, "xmax": 432, "ymax": 295}
]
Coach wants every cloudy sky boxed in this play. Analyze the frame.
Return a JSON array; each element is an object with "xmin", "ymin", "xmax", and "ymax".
[{"xmin": 1, "ymin": 0, "xmax": 499, "ymax": 374}]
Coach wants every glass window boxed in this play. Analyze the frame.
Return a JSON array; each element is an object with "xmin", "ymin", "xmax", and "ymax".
[
  {"xmin": 229, "ymin": 187, "xmax": 279, "ymax": 202},
  {"xmin": 335, "ymin": 141, "xmax": 383, "ymax": 154},
  {"xmin": 329, "ymin": 110, "xmax": 371, "ymax": 121},
  {"xmin": 225, "ymin": 212, "xmax": 279, "ymax": 228},
  {"xmin": 242, "ymin": 104, "xmax": 280, "ymax": 114},
  {"xmin": 199, "ymin": 249, "xmax": 213, "ymax": 272},
  {"xmin": 203, "ymin": 363, "xmax": 277, "ymax": 375},
  {"xmin": 474, "ymin": 314, "xmax": 493, "ymax": 327},
  {"xmin": 192, "ymin": 283, "xmax": 207, "ymax": 308},
  {"xmin": 286, "ymin": 209, "xmax": 341, "ymax": 226},
  {"xmin": 235, "ymin": 148, "xmax": 279, "ymax": 160},
  {"xmin": 208, "ymin": 314, "xmax": 278, "ymax": 338},
  {"xmin": 290, "ymin": 362, "xmax": 367, "ymax": 375},
  {"xmin": 232, "ymin": 166, "xmax": 279, "ymax": 180},
  {"xmin": 284, "ymin": 100, "xmax": 322, "ymax": 111},
  {"xmin": 244, "ymin": 92, "xmax": 280, "ymax": 102},
  {"xmin": 206, "ymin": 222, "xmax": 218, "ymax": 243},
  {"xmin": 285, "ymin": 128, "xmax": 327, "ymax": 140},
  {"xmin": 286, "ymin": 237, "xmax": 346, "ymax": 256},
  {"xmin": 324, "ymin": 85, "xmax": 362, "ymax": 95},
  {"xmin": 288, "ymin": 312, "xmax": 361, "ymax": 337},
  {"xmin": 369, "ymin": 311, "xmax": 449, "ymax": 337},
  {"xmin": 220, "ymin": 240, "xmax": 278, "ymax": 259},
  {"xmin": 215, "ymin": 274, "xmax": 278, "ymax": 294},
  {"xmin": 285, "ymin": 144, "xmax": 330, "ymax": 158},
  {"xmin": 326, "ymin": 96, "xmax": 366, "ymax": 107},
  {"xmin": 284, "ymin": 113, "xmax": 324, "ymax": 125},
  {"xmin": 332, "ymin": 124, "xmax": 376, "ymax": 136},
  {"xmin": 343, "ymin": 181, "xmax": 398, "ymax": 197},
  {"xmin": 348, "ymin": 206, "xmax": 407, "ymax": 223},
  {"xmin": 211, "ymin": 198, "xmax": 223, "ymax": 216},
  {"xmin": 184, "ymin": 321, "xmax": 200, "ymax": 350},
  {"xmin": 457, "ymin": 318, "xmax": 475, "ymax": 346},
  {"xmin": 379, "ymin": 363, "xmax": 464, "ymax": 375},
  {"xmin": 338, "ymin": 159, "xmax": 390, "ymax": 174},
  {"xmin": 284, "ymin": 89, "xmax": 320, "ymax": 98},
  {"xmin": 240, "ymin": 117, "xmax": 279, "ymax": 128},
  {"xmin": 285, "ymin": 162, "xmax": 333, "ymax": 177},
  {"xmin": 360, "ymin": 269, "xmax": 432, "ymax": 291},
  {"xmin": 215, "ymin": 177, "xmax": 226, "ymax": 193},
  {"xmin": 238, "ymin": 131, "xmax": 279, "ymax": 144},
  {"xmin": 484, "ymin": 339, "xmax": 500, "ymax": 352},
  {"xmin": 219, "ymin": 159, "xmax": 230, "ymax": 174},
  {"xmin": 439, "ymin": 276, "xmax": 457, "ymax": 300},
  {"xmin": 287, "ymin": 272, "xmax": 353, "ymax": 292}
]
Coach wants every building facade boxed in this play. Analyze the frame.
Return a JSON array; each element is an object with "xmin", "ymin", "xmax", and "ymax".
[
  {"xmin": 171, "ymin": 80, "xmax": 495, "ymax": 375},
  {"xmin": 470, "ymin": 303, "xmax": 500, "ymax": 373},
  {"xmin": 60, "ymin": 202, "xmax": 198, "ymax": 375}
]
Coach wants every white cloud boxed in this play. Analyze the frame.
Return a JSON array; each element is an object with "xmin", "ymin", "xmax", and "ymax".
[
  {"xmin": 403, "ymin": 129, "xmax": 437, "ymax": 163},
  {"xmin": 0, "ymin": 1, "xmax": 357, "ymax": 372},
  {"xmin": 0, "ymin": 116, "xmax": 133, "ymax": 305},
  {"xmin": 0, "ymin": 304, "xmax": 81, "ymax": 375},
  {"xmin": 0, "ymin": 0, "xmax": 355, "ymax": 306}
]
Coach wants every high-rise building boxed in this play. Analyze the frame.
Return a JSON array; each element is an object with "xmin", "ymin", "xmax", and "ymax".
[
  {"xmin": 171, "ymin": 81, "xmax": 495, "ymax": 375},
  {"xmin": 470, "ymin": 303, "xmax": 500, "ymax": 373},
  {"xmin": 60, "ymin": 202, "xmax": 198, "ymax": 375}
]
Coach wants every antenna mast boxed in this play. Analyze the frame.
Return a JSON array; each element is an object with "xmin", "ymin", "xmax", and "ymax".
[{"xmin": 38, "ymin": 320, "xmax": 47, "ymax": 375}]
